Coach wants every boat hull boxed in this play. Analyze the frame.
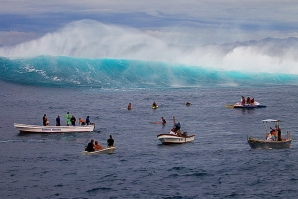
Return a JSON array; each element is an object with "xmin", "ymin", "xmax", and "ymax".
[
  {"xmin": 14, "ymin": 123, "xmax": 95, "ymax": 133},
  {"xmin": 248, "ymin": 138, "xmax": 292, "ymax": 149},
  {"xmin": 82, "ymin": 147, "xmax": 116, "ymax": 155},
  {"xmin": 226, "ymin": 101, "xmax": 266, "ymax": 109},
  {"xmin": 157, "ymin": 134, "xmax": 195, "ymax": 144}
]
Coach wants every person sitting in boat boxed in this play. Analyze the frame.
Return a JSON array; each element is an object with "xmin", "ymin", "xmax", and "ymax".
[
  {"xmin": 270, "ymin": 128, "xmax": 277, "ymax": 141},
  {"xmin": 85, "ymin": 139, "xmax": 95, "ymax": 152},
  {"xmin": 152, "ymin": 101, "xmax": 157, "ymax": 107},
  {"xmin": 250, "ymin": 98, "xmax": 255, "ymax": 105},
  {"xmin": 170, "ymin": 128, "xmax": 177, "ymax": 135},
  {"xmin": 186, "ymin": 102, "xmax": 191, "ymax": 106},
  {"xmin": 241, "ymin": 96, "xmax": 245, "ymax": 105},
  {"xmin": 79, "ymin": 118, "xmax": 85, "ymax": 125},
  {"xmin": 94, "ymin": 140, "xmax": 103, "ymax": 150},
  {"xmin": 246, "ymin": 97, "xmax": 251, "ymax": 105},
  {"xmin": 107, "ymin": 135, "xmax": 114, "ymax": 147},
  {"xmin": 161, "ymin": 117, "xmax": 166, "ymax": 125},
  {"xmin": 128, "ymin": 103, "xmax": 132, "ymax": 110},
  {"xmin": 266, "ymin": 133, "xmax": 273, "ymax": 141}
]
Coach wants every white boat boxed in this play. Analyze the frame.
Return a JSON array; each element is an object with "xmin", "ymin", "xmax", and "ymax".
[
  {"xmin": 225, "ymin": 101, "xmax": 266, "ymax": 109},
  {"xmin": 82, "ymin": 147, "xmax": 116, "ymax": 155},
  {"xmin": 247, "ymin": 119, "xmax": 292, "ymax": 149},
  {"xmin": 157, "ymin": 133, "xmax": 195, "ymax": 144},
  {"xmin": 14, "ymin": 123, "xmax": 95, "ymax": 133}
]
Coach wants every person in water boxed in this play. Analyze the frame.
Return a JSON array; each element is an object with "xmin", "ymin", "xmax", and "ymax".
[
  {"xmin": 152, "ymin": 101, "xmax": 157, "ymax": 107},
  {"xmin": 94, "ymin": 141, "xmax": 103, "ymax": 150},
  {"xmin": 66, "ymin": 112, "xmax": 71, "ymax": 126},
  {"xmin": 86, "ymin": 139, "xmax": 95, "ymax": 152},
  {"xmin": 107, "ymin": 135, "xmax": 114, "ymax": 147},
  {"xmin": 56, "ymin": 115, "xmax": 61, "ymax": 126},
  {"xmin": 186, "ymin": 102, "xmax": 191, "ymax": 106},
  {"xmin": 128, "ymin": 103, "xmax": 132, "ymax": 110},
  {"xmin": 161, "ymin": 117, "xmax": 166, "ymax": 125}
]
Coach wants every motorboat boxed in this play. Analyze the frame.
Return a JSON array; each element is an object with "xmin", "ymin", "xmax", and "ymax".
[
  {"xmin": 14, "ymin": 123, "xmax": 95, "ymax": 133},
  {"xmin": 247, "ymin": 119, "xmax": 292, "ymax": 149},
  {"xmin": 157, "ymin": 133, "xmax": 195, "ymax": 144},
  {"xmin": 82, "ymin": 146, "xmax": 116, "ymax": 155},
  {"xmin": 225, "ymin": 101, "xmax": 266, "ymax": 109}
]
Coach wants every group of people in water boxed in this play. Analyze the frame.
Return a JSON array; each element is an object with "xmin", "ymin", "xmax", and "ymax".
[
  {"xmin": 85, "ymin": 135, "xmax": 114, "ymax": 152},
  {"xmin": 127, "ymin": 101, "xmax": 191, "ymax": 110},
  {"xmin": 42, "ymin": 112, "xmax": 92, "ymax": 126},
  {"xmin": 127, "ymin": 101, "xmax": 188, "ymax": 137},
  {"xmin": 241, "ymin": 96, "xmax": 255, "ymax": 106}
]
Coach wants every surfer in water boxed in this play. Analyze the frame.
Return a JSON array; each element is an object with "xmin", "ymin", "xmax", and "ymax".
[
  {"xmin": 161, "ymin": 117, "xmax": 166, "ymax": 125},
  {"xmin": 128, "ymin": 103, "xmax": 132, "ymax": 110}
]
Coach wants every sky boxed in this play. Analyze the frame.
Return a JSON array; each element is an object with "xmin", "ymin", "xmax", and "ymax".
[{"xmin": 1, "ymin": 0, "xmax": 298, "ymax": 46}]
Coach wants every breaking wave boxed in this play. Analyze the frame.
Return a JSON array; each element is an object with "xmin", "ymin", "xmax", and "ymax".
[{"xmin": 1, "ymin": 20, "xmax": 298, "ymax": 89}]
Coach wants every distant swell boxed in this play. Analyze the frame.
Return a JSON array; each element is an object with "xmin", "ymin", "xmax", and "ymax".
[{"xmin": 1, "ymin": 56, "xmax": 298, "ymax": 89}]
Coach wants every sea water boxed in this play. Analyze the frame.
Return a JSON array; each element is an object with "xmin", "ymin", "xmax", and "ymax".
[
  {"xmin": 1, "ymin": 76, "xmax": 298, "ymax": 198},
  {"xmin": 1, "ymin": 27, "xmax": 298, "ymax": 198}
]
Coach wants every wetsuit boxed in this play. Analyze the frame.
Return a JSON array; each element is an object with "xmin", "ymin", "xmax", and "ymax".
[
  {"xmin": 86, "ymin": 142, "xmax": 95, "ymax": 152},
  {"xmin": 107, "ymin": 138, "xmax": 114, "ymax": 147}
]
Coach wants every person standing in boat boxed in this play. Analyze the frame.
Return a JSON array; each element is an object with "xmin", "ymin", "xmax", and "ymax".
[
  {"xmin": 66, "ymin": 112, "xmax": 71, "ymax": 126},
  {"xmin": 86, "ymin": 116, "xmax": 91, "ymax": 125},
  {"xmin": 173, "ymin": 116, "xmax": 181, "ymax": 136},
  {"xmin": 70, "ymin": 115, "xmax": 76, "ymax": 126},
  {"xmin": 107, "ymin": 135, "xmax": 114, "ymax": 147},
  {"xmin": 56, "ymin": 115, "xmax": 61, "ymax": 126},
  {"xmin": 86, "ymin": 139, "xmax": 95, "ymax": 152},
  {"xmin": 128, "ymin": 103, "xmax": 132, "ymax": 110},
  {"xmin": 43, "ymin": 114, "xmax": 49, "ymax": 126}
]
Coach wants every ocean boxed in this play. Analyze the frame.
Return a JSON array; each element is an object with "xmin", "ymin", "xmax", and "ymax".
[{"xmin": 1, "ymin": 21, "xmax": 298, "ymax": 198}]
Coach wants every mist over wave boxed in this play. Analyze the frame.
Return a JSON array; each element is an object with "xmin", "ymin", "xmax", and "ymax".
[
  {"xmin": 1, "ymin": 20, "xmax": 298, "ymax": 88},
  {"xmin": 0, "ymin": 20, "xmax": 298, "ymax": 75}
]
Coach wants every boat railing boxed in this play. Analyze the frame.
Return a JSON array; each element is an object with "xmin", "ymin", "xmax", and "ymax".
[{"xmin": 286, "ymin": 131, "xmax": 292, "ymax": 139}]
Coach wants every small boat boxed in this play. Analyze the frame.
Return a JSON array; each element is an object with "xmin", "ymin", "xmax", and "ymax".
[
  {"xmin": 225, "ymin": 101, "xmax": 266, "ymax": 109},
  {"xmin": 82, "ymin": 146, "xmax": 116, "ymax": 155},
  {"xmin": 152, "ymin": 105, "xmax": 158, "ymax": 109},
  {"xmin": 247, "ymin": 119, "xmax": 292, "ymax": 149},
  {"xmin": 14, "ymin": 123, "xmax": 95, "ymax": 133},
  {"xmin": 157, "ymin": 133, "xmax": 195, "ymax": 144}
]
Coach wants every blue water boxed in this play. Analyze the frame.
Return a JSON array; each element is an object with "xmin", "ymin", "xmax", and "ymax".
[
  {"xmin": 1, "ymin": 75, "xmax": 298, "ymax": 198},
  {"xmin": 1, "ymin": 56, "xmax": 298, "ymax": 89}
]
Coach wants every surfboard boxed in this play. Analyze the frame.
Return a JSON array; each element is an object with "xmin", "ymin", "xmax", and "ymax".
[{"xmin": 152, "ymin": 106, "xmax": 158, "ymax": 109}]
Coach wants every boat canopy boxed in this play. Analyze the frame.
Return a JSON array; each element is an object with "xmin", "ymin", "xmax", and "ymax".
[{"xmin": 262, "ymin": 119, "xmax": 281, "ymax": 123}]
